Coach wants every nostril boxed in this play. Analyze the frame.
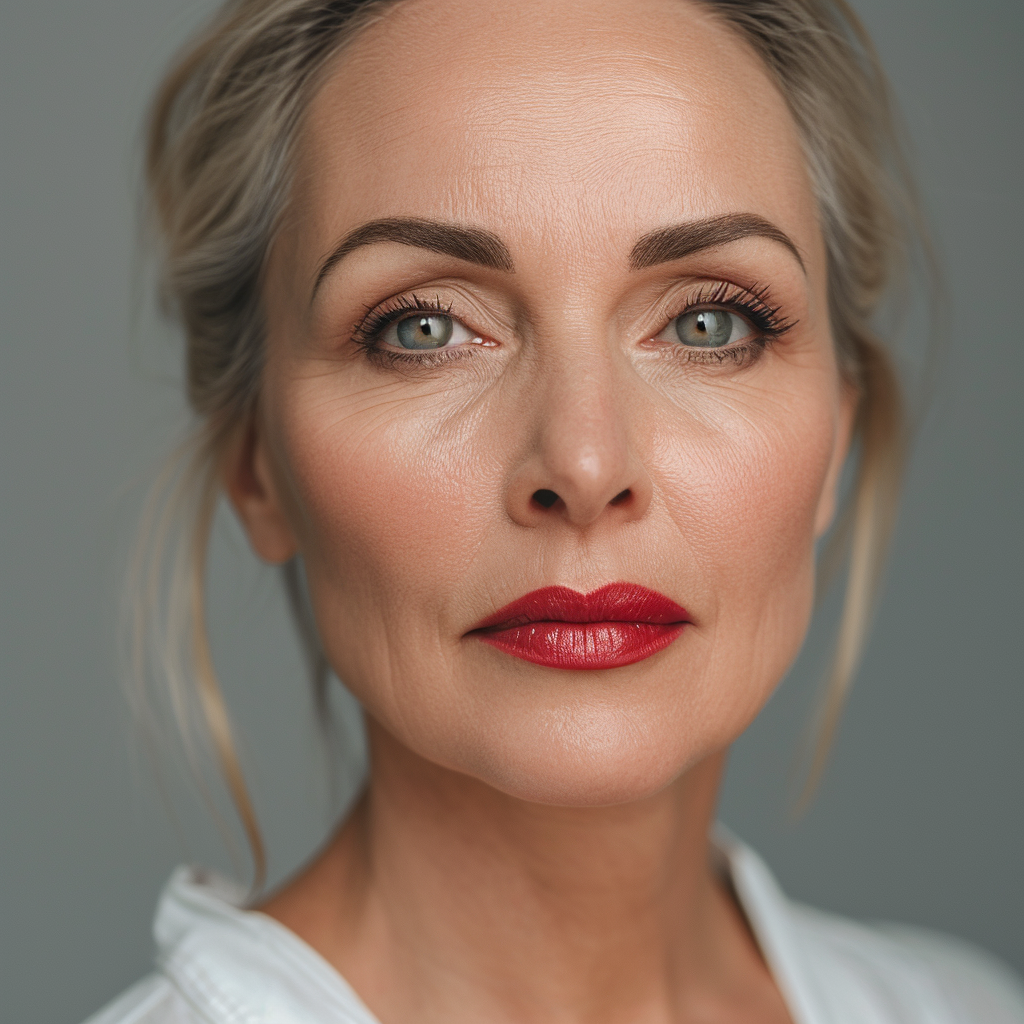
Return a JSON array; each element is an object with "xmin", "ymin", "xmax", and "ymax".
[
  {"xmin": 532, "ymin": 489, "xmax": 559, "ymax": 509},
  {"xmin": 609, "ymin": 489, "xmax": 631, "ymax": 506}
]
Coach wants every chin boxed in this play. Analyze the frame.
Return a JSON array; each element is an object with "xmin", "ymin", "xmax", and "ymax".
[{"xmin": 457, "ymin": 702, "xmax": 720, "ymax": 808}]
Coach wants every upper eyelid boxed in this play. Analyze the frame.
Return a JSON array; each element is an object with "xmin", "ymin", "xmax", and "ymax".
[{"xmin": 651, "ymin": 283, "xmax": 792, "ymax": 335}]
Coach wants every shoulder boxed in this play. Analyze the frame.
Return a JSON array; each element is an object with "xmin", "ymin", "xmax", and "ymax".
[
  {"xmin": 790, "ymin": 902, "xmax": 1024, "ymax": 1023},
  {"xmin": 81, "ymin": 974, "xmax": 196, "ymax": 1024}
]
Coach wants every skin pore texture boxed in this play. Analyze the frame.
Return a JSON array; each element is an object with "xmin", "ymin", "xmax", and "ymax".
[{"xmin": 225, "ymin": 0, "xmax": 857, "ymax": 1020}]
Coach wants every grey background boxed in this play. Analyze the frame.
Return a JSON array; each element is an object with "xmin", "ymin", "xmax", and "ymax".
[{"xmin": 1, "ymin": 1, "xmax": 1021, "ymax": 1020}]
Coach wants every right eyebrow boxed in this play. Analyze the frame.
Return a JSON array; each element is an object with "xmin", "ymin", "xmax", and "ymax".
[{"xmin": 312, "ymin": 217, "xmax": 516, "ymax": 301}]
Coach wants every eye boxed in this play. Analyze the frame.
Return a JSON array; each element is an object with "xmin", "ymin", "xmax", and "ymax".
[
  {"xmin": 658, "ymin": 309, "xmax": 754, "ymax": 349},
  {"xmin": 385, "ymin": 313, "xmax": 478, "ymax": 350}
]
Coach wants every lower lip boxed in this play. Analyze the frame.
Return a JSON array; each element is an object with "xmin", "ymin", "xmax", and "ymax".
[{"xmin": 478, "ymin": 621, "xmax": 686, "ymax": 670}]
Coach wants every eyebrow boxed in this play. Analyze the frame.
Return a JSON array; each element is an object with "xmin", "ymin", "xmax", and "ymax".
[
  {"xmin": 312, "ymin": 217, "xmax": 515, "ymax": 299},
  {"xmin": 312, "ymin": 211, "xmax": 804, "ymax": 301},
  {"xmin": 629, "ymin": 213, "xmax": 805, "ymax": 273}
]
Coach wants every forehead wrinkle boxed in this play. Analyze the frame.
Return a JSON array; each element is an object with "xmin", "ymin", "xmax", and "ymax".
[
  {"xmin": 306, "ymin": 0, "xmax": 795, "ymax": 177},
  {"xmin": 295, "ymin": 0, "xmax": 819, "ymax": 293},
  {"xmin": 370, "ymin": 83, "xmax": 734, "ymax": 156},
  {"xmin": 322, "ymin": 74, "xmax": 789, "ymax": 210}
]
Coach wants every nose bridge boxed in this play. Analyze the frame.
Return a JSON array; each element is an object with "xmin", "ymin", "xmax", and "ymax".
[{"xmin": 539, "ymin": 341, "xmax": 625, "ymax": 482}]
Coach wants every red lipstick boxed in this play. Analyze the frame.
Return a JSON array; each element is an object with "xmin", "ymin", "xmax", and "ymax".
[{"xmin": 470, "ymin": 583, "xmax": 689, "ymax": 670}]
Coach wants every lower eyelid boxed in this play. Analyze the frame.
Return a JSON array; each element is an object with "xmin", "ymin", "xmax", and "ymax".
[
  {"xmin": 673, "ymin": 341, "xmax": 767, "ymax": 367},
  {"xmin": 369, "ymin": 344, "xmax": 480, "ymax": 370}
]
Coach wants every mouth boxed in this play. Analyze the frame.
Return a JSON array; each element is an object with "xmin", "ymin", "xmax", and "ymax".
[{"xmin": 468, "ymin": 583, "xmax": 690, "ymax": 670}]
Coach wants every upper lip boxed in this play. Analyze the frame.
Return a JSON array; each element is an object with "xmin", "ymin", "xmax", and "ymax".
[{"xmin": 470, "ymin": 583, "xmax": 690, "ymax": 632}]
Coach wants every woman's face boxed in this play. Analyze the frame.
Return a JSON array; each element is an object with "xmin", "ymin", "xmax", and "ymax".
[{"xmin": 241, "ymin": 0, "xmax": 853, "ymax": 805}]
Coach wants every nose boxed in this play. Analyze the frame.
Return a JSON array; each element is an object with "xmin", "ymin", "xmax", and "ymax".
[{"xmin": 505, "ymin": 351, "xmax": 653, "ymax": 530}]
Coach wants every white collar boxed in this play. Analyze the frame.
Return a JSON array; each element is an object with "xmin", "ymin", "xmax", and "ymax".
[{"xmin": 156, "ymin": 867, "xmax": 378, "ymax": 1023}]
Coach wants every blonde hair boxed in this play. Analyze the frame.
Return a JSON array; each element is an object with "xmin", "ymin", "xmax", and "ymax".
[{"xmin": 137, "ymin": 0, "xmax": 928, "ymax": 886}]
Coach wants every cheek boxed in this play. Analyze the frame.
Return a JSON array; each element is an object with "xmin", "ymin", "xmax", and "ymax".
[
  {"xmin": 655, "ymin": 374, "xmax": 838, "ymax": 720},
  {"xmin": 271, "ymin": 372, "xmax": 500, "ymax": 670}
]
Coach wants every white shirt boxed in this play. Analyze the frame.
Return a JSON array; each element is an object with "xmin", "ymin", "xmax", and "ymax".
[{"xmin": 84, "ymin": 833, "xmax": 1024, "ymax": 1024}]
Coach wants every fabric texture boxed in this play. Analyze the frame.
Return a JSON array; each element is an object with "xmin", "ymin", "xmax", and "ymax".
[{"xmin": 83, "ymin": 834, "xmax": 1024, "ymax": 1024}]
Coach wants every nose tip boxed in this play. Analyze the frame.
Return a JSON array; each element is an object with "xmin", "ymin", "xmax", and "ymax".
[
  {"xmin": 509, "ymin": 438, "xmax": 652, "ymax": 528},
  {"xmin": 504, "ymin": 344, "xmax": 653, "ymax": 531}
]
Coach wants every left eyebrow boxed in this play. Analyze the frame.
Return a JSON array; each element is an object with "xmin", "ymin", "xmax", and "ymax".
[{"xmin": 630, "ymin": 213, "xmax": 805, "ymax": 273}]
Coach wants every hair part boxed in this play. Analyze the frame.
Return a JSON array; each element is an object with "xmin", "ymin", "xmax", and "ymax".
[{"xmin": 135, "ymin": 0, "xmax": 930, "ymax": 886}]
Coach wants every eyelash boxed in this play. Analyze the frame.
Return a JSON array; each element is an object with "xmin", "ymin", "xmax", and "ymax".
[{"xmin": 349, "ymin": 282, "xmax": 796, "ymax": 369}]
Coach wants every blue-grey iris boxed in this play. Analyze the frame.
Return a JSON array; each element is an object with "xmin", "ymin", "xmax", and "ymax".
[
  {"xmin": 396, "ymin": 314, "xmax": 454, "ymax": 349},
  {"xmin": 675, "ymin": 310, "xmax": 734, "ymax": 348}
]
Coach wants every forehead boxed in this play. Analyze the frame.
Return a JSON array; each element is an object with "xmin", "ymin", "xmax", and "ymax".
[{"xmin": 294, "ymin": 0, "xmax": 817, "ymax": 262}]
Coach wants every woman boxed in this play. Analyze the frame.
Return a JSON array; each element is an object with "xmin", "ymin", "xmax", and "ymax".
[{"xmin": 87, "ymin": 0, "xmax": 1024, "ymax": 1021}]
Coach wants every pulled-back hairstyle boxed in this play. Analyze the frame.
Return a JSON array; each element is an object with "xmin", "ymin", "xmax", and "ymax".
[{"xmin": 137, "ymin": 0, "xmax": 928, "ymax": 887}]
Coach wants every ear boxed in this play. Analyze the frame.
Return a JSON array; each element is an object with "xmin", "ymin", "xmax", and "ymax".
[
  {"xmin": 814, "ymin": 381, "xmax": 858, "ymax": 539},
  {"xmin": 222, "ymin": 410, "xmax": 299, "ymax": 564}
]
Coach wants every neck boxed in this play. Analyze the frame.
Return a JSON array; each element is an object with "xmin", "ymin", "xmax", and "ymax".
[{"xmin": 262, "ymin": 725, "xmax": 778, "ymax": 1024}]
